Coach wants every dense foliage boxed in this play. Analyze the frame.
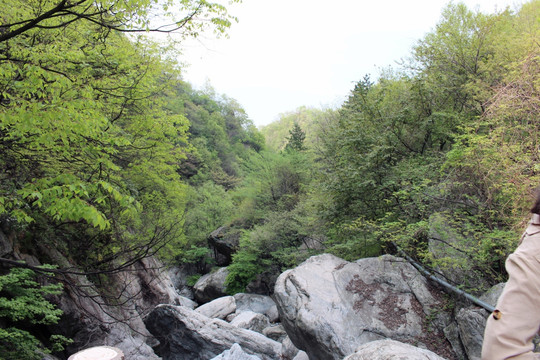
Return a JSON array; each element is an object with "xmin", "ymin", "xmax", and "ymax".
[
  {"xmin": 0, "ymin": 267, "xmax": 71, "ymax": 359},
  {"xmin": 314, "ymin": 1, "xmax": 540, "ymax": 288}
]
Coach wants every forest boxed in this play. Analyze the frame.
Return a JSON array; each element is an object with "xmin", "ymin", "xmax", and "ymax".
[{"xmin": 0, "ymin": 0, "xmax": 539, "ymax": 358}]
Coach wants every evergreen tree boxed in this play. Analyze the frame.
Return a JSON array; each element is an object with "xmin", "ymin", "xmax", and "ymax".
[{"xmin": 285, "ymin": 123, "xmax": 306, "ymax": 152}]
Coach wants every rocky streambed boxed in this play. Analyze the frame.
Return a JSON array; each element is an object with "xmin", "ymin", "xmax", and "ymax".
[{"xmin": 141, "ymin": 253, "xmax": 500, "ymax": 360}]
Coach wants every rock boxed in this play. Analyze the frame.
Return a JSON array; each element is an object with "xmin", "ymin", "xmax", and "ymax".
[
  {"xmin": 344, "ymin": 339, "xmax": 447, "ymax": 360},
  {"xmin": 479, "ymin": 283, "xmax": 505, "ymax": 307},
  {"xmin": 208, "ymin": 226, "xmax": 242, "ymax": 266},
  {"xmin": 280, "ymin": 336, "xmax": 301, "ymax": 360},
  {"xmin": 111, "ymin": 257, "xmax": 187, "ymax": 312},
  {"xmin": 196, "ymin": 296, "xmax": 237, "ymax": 319},
  {"xmin": 262, "ymin": 324, "xmax": 287, "ymax": 341},
  {"xmin": 0, "ymin": 229, "xmax": 13, "ymax": 257},
  {"xmin": 245, "ymin": 272, "xmax": 278, "ymax": 295},
  {"xmin": 194, "ymin": 267, "xmax": 229, "ymax": 304},
  {"xmin": 273, "ymin": 254, "xmax": 451, "ymax": 360},
  {"xmin": 34, "ymin": 244, "xmax": 161, "ymax": 360},
  {"xmin": 145, "ymin": 304, "xmax": 282, "ymax": 360},
  {"xmin": 456, "ymin": 307, "xmax": 488, "ymax": 360},
  {"xmin": 292, "ymin": 351, "xmax": 309, "ymax": 360},
  {"xmin": 167, "ymin": 264, "xmax": 199, "ymax": 299},
  {"xmin": 230, "ymin": 311, "xmax": 270, "ymax": 333},
  {"xmin": 177, "ymin": 295, "xmax": 198, "ymax": 309},
  {"xmin": 68, "ymin": 346, "xmax": 124, "ymax": 360},
  {"xmin": 443, "ymin": 321, "xmax": 467, "ymax": 360},
  {"xmin": 234, "ymin": 293, "xmax": 279, "ymax": 322},
  {"xmin": 210, "ymin": 343, "xmax": 261, "ymax": 360}
]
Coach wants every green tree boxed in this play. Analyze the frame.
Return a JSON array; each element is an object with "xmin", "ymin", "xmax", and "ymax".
[
  {"xmin": 285, "ymin": 122, "xmax": 306, "ymax": 152},
  {"xmin": 0, "ymin": 267, "xmax": 71, "ymax": 360}
]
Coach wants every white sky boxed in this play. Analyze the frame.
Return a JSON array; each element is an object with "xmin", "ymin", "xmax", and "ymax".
[{"xmin": 179, "ymin": 0, "xmax": 525, "ymax": 127}]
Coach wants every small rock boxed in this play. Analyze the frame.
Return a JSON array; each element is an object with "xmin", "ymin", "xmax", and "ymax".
[{"xmin": 230, "ymin": 311, "xmax": 270, "ymax": 333}]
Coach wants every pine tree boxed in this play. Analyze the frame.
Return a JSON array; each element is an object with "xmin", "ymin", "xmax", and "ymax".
[{"xmin": 285, "ymin": 123, "xmax": 306, "ymax": 151}]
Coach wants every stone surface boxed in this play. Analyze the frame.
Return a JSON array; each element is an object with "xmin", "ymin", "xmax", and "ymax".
[
  {"xmin": 234, "ymin": 293, "xmax": 279, "ymax": 322},
  {"xmin": 31, "ymin": 244, "xmax": 163, "ymax": 360},
  {"xmin": 0, "ymin": 229, "xmax": 12, "ymax": 257},
  {"xmin": 177, "ymin": 295, "xmax": 198, "ymax": 309},
  {"xmin": 344, "ymin": 339, "xmax": 447, "ymax": 360},
  {"xmin": 273, "ymin": 254, "xmax": 451, "ymax": 360},
  {"xmin": 280, "ymin": 336, "xmax": 301, "ymax": 360},
  {"xmin": 245, "ymin": 272, "xmax": 278, "ymax": 296},
  {"xmin": 292, "ymin": 351, "xmax": 309, "ymax": 360},
  {"xmin": 68, "ymin": 346, "xmax": 124, "ymax": 360},
  {"xmin": 230, "ymin": 311, "xmax": 270, "ymax": 333},
  {"xmin": 456, "ymin": 308, "xmax": 489, "ymax": 360},
  {"xmin": 443, "ymin": 321, "xmax": 467, "ymax": 360},
  {"xmin": 210, "ymin": 343, "xmax": 261, "ymax": 360},
  {"xmin": 262, "ymin": 324, "xmax": 287, "ymax": 342},
  {"xmin": 145, "ymin": 304, "xmax": 282, "ymax": 360},
  {"xmin": 479, "ymin": 283, "xmax": 505, "ymax": 307},
  {"xmin": 196, "ymin": 296, "xmax": 237, "ymax": 319},
  {"xmin": 208, "ymin": 226, "xmax": 242, "ymax": 266},
  {"xmin": 167, "ymin": 264, "xmax": 198, "ymax": 299},
  {"xmin": 194, "ymin": 267, "xmax": 230, "ymax": 304}
]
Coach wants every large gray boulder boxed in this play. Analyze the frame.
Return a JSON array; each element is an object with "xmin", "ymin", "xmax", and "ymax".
[
  {"xmin": 273, "ymin": 254, "xmax": 452, "ymax": 360},
  {"xmin": 145, "ymin": 304, "xmax": 282, "ymax": 360},
  {"xmin": 344, "ymin": 339, "xmax": 447, "ymax": 360},
  {"xmin": 194, "ymin": 267, "xmax": 230, "ymax": 304}
]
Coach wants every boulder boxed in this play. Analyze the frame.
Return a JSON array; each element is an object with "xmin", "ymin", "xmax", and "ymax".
[
  {"xmin": 273, "ymin": 254, "xmax": 452, "ymax": 360},
  {"xmin": 230, "ymin": 311, "xmax": 270, "ymax": 333},
  {"xmin": 210, "ymin": 343, "xmax": 261, "ymax": 360},
  {"xmin": 456, "ymin": 307, "xmax": 487, "ymax": 360},
  {"xmin": 234, "ymin": 293, "xmax": 279, "ymax": 322},
  {"xmin": 208, "ymin": 226, "xmax": 242, "ymax": 266},
  {"xmin": 196, "ymin": 296, "xmax": 237, "ymax": 319},
  {"xmin": 194, "ymin": 267, "xmax": 229, "ymax": 304},
  {"xmin": 344, "ymin": 339, "xmax": 447, "ymax": 360},
  {"xmin": 145, "ymin": 304, "xmax": 282, "ymax": 360}
]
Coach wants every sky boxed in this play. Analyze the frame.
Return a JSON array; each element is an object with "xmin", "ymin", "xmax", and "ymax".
[{"xmin": 179, "ymin": 0, "xmax": 525, "ymax": 127}]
